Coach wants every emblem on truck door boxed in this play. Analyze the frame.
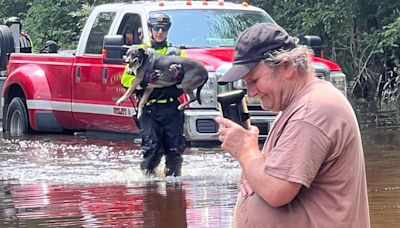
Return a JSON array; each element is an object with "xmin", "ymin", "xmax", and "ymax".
[{"xmin": 113, "ymin": 107, "xmax": 131, "ymax": 116}]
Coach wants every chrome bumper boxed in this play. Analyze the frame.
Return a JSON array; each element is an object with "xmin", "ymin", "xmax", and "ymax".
[
  {"xmin": 184, "ymin": 109, "xmax": 277, "ymax": 141},
  {"xmin": 184, "ymin": 109, "xmax": 220, "ymax": 141}
]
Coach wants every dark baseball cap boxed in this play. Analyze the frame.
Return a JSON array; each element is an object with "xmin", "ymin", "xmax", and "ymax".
[{"xmin": 218, "ymin": 23, "xmax": 297, "ymax": 85}]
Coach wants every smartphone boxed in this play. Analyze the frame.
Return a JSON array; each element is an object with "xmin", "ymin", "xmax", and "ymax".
[{"xmin": 217, "ymin": 90, "xmax": 251, "ymax": 129}]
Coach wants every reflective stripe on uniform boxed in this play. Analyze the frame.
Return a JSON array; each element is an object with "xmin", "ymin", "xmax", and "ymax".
[
  {"xmin": 121, "ymin": 64, "xmax": 135, "ymax": 88},
  {"xmin": 145, "ymin": 97, "xmax": 175, "ymax": 106}
]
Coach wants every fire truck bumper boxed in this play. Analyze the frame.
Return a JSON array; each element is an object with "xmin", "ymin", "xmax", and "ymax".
[{"xmin": 184, "ymin": 109, "xmax": 276, "ymax": 141}]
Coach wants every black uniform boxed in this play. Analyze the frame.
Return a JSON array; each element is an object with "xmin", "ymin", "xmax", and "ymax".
[{"xmin": 137, "ymin": 40, "xmax": 186, "ymax": 177}]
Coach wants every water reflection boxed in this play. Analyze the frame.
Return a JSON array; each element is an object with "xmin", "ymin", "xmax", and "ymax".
[
  {"xmin": 0, "ymin": 122, "xmax": 400, "ymax": 227},
  {"xmin": 0, "ymin": 133, "xmax": 239, "ymax": 227},
  {"xmin": 361, "ymin": 126, "xmax": 400, "ymax": 228},
  {"xmin": 0, "ymin": 181, "xmax": 238, "ymax": 227}
]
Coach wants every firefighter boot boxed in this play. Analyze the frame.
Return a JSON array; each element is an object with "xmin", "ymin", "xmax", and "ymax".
[
  {"xmin": 140, "ymin": 148, "xmax": 162, "ymax": 177},
  {"xmin": 140, "ymin": 161, "xmax": 155, "ymax": 176},
  {"xmin": 165, "ymin": 156, "xmax": 183, "ymax": 177}
]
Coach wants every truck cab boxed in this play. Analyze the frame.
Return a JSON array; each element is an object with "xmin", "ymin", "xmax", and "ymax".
[
  {"xmin": 99, "ymin": 1, "xmax": 281, "ymax": 141},
  {"xmin": 2, "ymin": 1, "xmax": 347, "ymax": 142}
]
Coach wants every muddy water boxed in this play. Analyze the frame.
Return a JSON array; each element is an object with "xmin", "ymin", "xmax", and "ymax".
[
  {"xmin": 0, "ymin": 125, "xmax": 399, "ymax": 227},
  {"xmin": 361, "ymin": 126, "xmax": 400, "ymax": 228},
  {"xmin": 0, "ymin": 134, "xmax": 239, "ymax": 227}
]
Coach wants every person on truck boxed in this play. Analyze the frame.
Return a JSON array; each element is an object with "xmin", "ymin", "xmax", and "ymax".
[
  {"xmin": 121, "ymin": 12, "xmax": 186, "ymax": 177},
  {"xmin": 124, "ymin": 30, "xmax": 134, "ymax": 46},
  {"xmin": 135, "ymin": 27, "xmax": 144, "ymax": 44},
  {"xmin": 216, "ymin": 23, "xmax": 370, "ymax": 227},
  {"xmin": 124, "ymin": 26, "xmax": 143, "ymax": 46},
  {"xmin": 5, "ymin": 16, "xmax": 33, "ymax": 53}
]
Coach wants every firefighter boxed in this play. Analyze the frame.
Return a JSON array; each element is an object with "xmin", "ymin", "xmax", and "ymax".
[
  {"xmin": 5, "ymin": 16, "xmax": 33, "ymax": 53},
  {"xmin": 121, "ymin": 13, "xmax": 186, "ymax": 177}
]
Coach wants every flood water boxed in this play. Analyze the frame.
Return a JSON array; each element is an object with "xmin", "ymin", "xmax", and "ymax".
[
  {"xmin": 1, "ymin": 122, "xmax": 400, "ymax": 227},
  {"xmin": 0, "ymin": 134, "xmax": 239, "ymax": 227}
]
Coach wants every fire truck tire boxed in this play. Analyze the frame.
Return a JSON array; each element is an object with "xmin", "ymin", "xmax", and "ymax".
[
  {"xmin": 5, "ymin": 97, "xmax": 31, "ymax": 134},
  {"xmin": 0, "ymin": 25, "xmax": 15, "ymax": 71}
]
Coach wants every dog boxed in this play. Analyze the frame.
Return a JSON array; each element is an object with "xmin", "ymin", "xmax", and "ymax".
[{"xmin": 116, "ymin": 46, "xmax": 208, "ymax": 118}]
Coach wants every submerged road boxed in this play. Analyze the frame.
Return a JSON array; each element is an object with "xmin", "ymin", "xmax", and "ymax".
[{"xmin": 0, "ymin": 124, "xmax": 399, "ymax": 227}]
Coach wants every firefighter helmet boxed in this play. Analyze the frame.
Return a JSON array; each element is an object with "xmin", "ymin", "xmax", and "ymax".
[
  {"xmin": 147, "ymin": 13, "xmax": 171, "ymax": 30},
  {"xmin": 5, "ymin": 17, "xmax": 21, "ymax": 27}
]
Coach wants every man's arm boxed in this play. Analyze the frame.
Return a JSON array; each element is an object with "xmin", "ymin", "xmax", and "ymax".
[
  {"xmin": 215, "ymin": 116, "xmax": 302, "ymax": 207},
  {"xmin": 241, "ymin": 152, "xmax": 302, "ymax": 207}
]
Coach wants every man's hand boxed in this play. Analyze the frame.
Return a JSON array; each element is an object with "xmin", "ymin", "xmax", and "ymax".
[
  {"xmin": 142, "ymin": 70, "xmax": 161, "ymax": 85},
  {"xmin": 239, "ymin": 176, "xmax": 254, "ymax": 198},
  {"xmin": 169, "ymin": 64, "xmax": 185, "ymax": 82},
  {"xmin": 215, "ymin": 116, "xmax": 261, "ymax": 165}
]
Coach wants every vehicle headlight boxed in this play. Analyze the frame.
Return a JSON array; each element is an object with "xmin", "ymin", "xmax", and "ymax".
[
  {"xmin": 233, "ymin": 79, "xmax": 247, "ymax": 90},
  {"xmin": 215, "ymin": 62, "xmax": 234, "ymax": 93},
  {"xmin": 330, "ymin": 71, "xmax": 347, "ymax": 96},
  {"xmin": 188, "ymin": 72, "xmax": 218, "ymax": 108},
  {"xmin": 215, "ymin": 62, "xmax": 247, "ymax": 91}
]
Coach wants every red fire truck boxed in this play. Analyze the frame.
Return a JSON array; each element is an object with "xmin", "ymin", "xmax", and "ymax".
[{"xmin": 1, "ymin": 0, "xmax": 347, "ymax": 142}]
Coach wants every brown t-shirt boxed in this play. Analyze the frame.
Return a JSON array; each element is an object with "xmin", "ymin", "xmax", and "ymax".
[{"xmin": 234, "ymin": 80, "xmax": 370, "ymax": 228}]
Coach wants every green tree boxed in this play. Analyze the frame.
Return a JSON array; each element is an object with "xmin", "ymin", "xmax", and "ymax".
[
  {"xmin": 24, "ymin": 0, "xmax": 89, "ymax": 50},
  {"xmin": 253, "ymin": 0, "xmax": 400, "ymax": 100},
  {"xmin": 23, "ymin": 0, "xmax": 113, "ymax": 50},
  {"xmin": 0, "ymin": 0, "xmax": 30, "ymax": 22},
  {"xmin": 2, "ymin": 0, "xmax": 400, "ymax": 100}
]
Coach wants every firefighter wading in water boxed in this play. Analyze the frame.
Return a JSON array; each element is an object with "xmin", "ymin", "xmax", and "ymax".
[{"xmin": 121, "ymin": 13, "xmax": 187, "ymax": 177}]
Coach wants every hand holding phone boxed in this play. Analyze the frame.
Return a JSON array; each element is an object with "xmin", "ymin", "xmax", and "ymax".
[{"xmin": 217, "ymin": 90, "xmax": 251, "ymax": 129}]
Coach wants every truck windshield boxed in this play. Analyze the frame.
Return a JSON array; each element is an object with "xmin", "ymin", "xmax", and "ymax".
[{"xmin": 153, "ymin": 9, "xmax": 273, "ymax": 48}]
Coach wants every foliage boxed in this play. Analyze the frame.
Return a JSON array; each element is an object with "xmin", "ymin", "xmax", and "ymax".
[
  {"xmin": 24, "ymin": 0, "xmax": 84, "ymax": 50},
  {"xmin": 252, "ymin": 0, "xmax": 400, "ymax": 100},
  {"xmin": 0, "ymin": 0, "xmax": 114, "ymax": 50},
  {"xmin": 0, "ymin": 0, "xmax": 31, "ymax": 22},
  {"xmin": 377, "ymin": 14, "xmax": 400, "ymax": 67}
]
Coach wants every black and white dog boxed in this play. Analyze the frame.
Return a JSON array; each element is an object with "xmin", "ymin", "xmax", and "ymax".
[{"xmin": 116, "ymin": 46, "xmax": 208, "ymax": 117}]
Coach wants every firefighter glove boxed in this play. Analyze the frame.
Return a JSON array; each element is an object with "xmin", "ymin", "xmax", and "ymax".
[{"xmin": 169, "ymin": 64, "xmax": 185, "ymax": 82}]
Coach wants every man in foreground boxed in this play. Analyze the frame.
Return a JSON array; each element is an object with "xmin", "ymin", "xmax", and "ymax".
[{"xmin": 216, "ymin": 23, "xmax": 370, "ymax": 227}]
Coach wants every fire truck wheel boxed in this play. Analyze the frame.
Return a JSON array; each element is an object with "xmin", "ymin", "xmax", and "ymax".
[
  {"xmin": 0, "ymin": 25, "xmax": 15, "ymax": 71},
  {"xmin": 5, "ymin": 97, "xmax": 31, "ymax": 134}
]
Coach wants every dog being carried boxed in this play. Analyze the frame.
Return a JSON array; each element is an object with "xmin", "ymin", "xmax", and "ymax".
[{"xmin": 116, "ymin": 46, "xmax": 208, "ymax": 117}]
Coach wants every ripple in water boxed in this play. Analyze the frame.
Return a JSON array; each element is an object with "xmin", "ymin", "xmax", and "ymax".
[{"xmin": 0, "ymin": 134, "xmax": 241, "ymax": 184}]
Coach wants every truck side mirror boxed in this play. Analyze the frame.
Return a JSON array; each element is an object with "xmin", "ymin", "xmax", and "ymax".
[
  {"xmin": 302, "ymin": 35, "xmax": 323, "ymax": 58},
  {"xmin": 102, "ymin": 35, "xmax": 128, "ymax": 64}
]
